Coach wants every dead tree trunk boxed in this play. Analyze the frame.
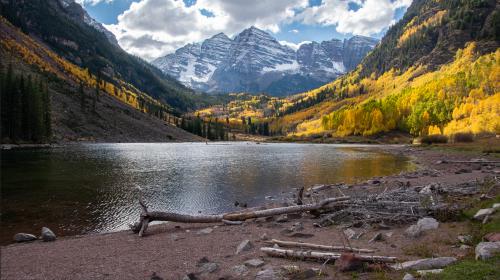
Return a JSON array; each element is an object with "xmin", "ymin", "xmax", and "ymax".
[
  {"xmin": 267, "ymin": 239, "xmax": 375, "ymax": 253},
  {"xmin": 132, "ymin": 196, "xmax": 349, "ymax": 236},
  {"xmin": 260, "ymin": 247, "xmax": 397, "ymax": 263}
]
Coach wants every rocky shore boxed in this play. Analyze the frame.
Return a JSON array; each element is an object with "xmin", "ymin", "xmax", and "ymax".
[{"xmin": 1, "ymin": 145, "xmax": 499, "ymax": 280}]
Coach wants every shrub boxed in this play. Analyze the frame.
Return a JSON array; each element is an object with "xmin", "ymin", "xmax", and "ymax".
[
  {"xmin": 421, "ymin": 134, "xmax": 448, "ymax": 144},
  {"xmin": 452, "ymin": 132, "xmax": 474, "ymax": 143}
]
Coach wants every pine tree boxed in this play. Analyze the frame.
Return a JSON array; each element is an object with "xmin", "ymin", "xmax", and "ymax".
[{"xmin": 79, "ymin": 82, "xmax": 85, "ymax": 111}]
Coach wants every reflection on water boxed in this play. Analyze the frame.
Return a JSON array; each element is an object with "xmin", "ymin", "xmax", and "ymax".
[{"xmin": 0, "ymin": 143, "xmax": 413, "ymax": 244}]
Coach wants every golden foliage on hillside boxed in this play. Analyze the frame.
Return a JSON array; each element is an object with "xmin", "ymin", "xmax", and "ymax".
[
  {"xmin": 0, "ymin": 16, "xmax": 172, "ymax": 120},
  {"xmin": 398, "ymin": 10, "xmax": 447, "ymax": 47},
  {"xmin": 311, "ymin": 43, "xmax": 499, "ymax": 137}
]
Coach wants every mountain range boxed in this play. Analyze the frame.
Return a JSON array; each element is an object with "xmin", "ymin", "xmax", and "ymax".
[{"xmin": 152, "ymin": 27, "xmax": 378, "ymax": 96}]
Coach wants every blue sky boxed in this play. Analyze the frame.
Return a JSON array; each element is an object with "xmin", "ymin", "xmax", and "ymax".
[{"xmin": 78, "ymin": 0, "xmax": 412, "ymax": 61}]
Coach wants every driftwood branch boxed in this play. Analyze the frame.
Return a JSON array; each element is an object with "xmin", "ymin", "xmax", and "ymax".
[
  {"xmin": 267, "ymin": 239, "xmax": 375, "ymax": 253},
  {"xmin": 133, "ymin": 196, "xmax": 350, "ymax": 236},
  {"xmin": 260, "ymin": 247, "xmax": 397, "ymax": 263}
]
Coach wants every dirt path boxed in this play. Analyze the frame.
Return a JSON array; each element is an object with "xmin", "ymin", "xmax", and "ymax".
[{"xmin": 1, "ymin": 145, "xmax": 498, "ymax": 280}]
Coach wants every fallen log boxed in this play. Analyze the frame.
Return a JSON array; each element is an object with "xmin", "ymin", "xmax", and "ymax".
[
  {"xmin": 132, "ymin": 196, "xmax": 350, "ymax": 236},
  {"xmin": 267, "ymin": 239, "xmax": 375, "ymax": 253},
  {"xmin": 260, "ymin": 247, "xmax": 397, "ymax": 263}
]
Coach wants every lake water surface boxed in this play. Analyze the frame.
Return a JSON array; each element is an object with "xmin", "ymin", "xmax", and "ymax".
[{"xmin": 1, "ymin": 142, "xmax": 413, "ymax": 244}]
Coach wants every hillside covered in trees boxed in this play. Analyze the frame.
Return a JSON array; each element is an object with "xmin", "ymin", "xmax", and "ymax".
[
  {"xmin": 264, "ymin": 0, "xmax": 499, "ymax": 139},
  {"xmin": 0, "ymin": 0, "xmax": 212, "ymax": 114},
  {"xmin": 0, "ymin": 16, "xmax": 202, "ymax": 143}
]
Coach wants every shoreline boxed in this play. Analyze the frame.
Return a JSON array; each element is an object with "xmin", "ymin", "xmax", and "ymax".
[{"xmin": 1, "ymin": 144, "xmax": 499, "ymax": 279}]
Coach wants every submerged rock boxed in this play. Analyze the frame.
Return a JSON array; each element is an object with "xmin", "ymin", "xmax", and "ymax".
[{"xmin": 41, "ymin": 227, "xmax": 56, "ymax": 242}]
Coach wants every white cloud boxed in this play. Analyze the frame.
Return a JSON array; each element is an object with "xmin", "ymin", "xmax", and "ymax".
[
  {"xmin": 76, "ymin": 0, "xmax": 113, "ymax": 6},
  {"xmin": 107, "ymin": 0, "xmax": 308, "ymax": 61},
  {"xmin": 290, "ymin": 29, "xmax": 300, "ymax": 33},
  {"xmin": 279, "ymin": 40, "xmax": 311, "ymax": 50},
  {"xmin": 295, "ymin": 0, "xmax": 413, "ymax": 35},
  {"xmin": 105, "ymin": 0, "xmax": 413, "ymax": 61}
]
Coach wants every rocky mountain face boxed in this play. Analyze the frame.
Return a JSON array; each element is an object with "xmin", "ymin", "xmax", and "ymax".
[
  {"xmin": 153, "ymin": 27, "xmax": 378, "ymax": 96},
  {"xmin": 59, "ymin": 0, "xmax": 119, "ymax": 46}
]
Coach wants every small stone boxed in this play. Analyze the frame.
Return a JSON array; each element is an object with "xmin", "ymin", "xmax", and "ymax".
[
  {"xmin": 474, "ymin": 208, "xmax": 495, "ymax": 220},
  {"xmin": 236, "ymin": 239, "xmax": 253, "ymax": 254},
  {"xmin": 244, "ymin": 259, "xmax": 265, "ymax": 268},
  {"xmin": 369, "ymin": 232, "xmax": 384, "ymax": 243},
  {"xmin": 255, "ymin": 267, "xmax": 281, "ymax": 280},
  {"xmin": 402, "ymin": 273, "xmax": 415, "ymax": 280},
  {"xmin": 291, "ymin": 222, "xmax": 304, "ymax": 231},
  {"xmin": 294, "ymin": 268, "xmax": 316, "ymax": 279},
  {"xmin": 197, "ymin": 228, "xmax": 213, "ymax": 235},
  {"xmin": 280, "ymin": 265, "xmax": 300, "ymax": 274},
  {"xmin": 459, "ymin": 245, "xmax": 471, "ymax": 250},
  {"xmin": 150, "ymin": 272, "xmax": 164, "ymax": 280},
  {"xmin": 376, "ymin": 222, "xmax": 391, "ymax": 230},
  {"xmin": 385, "ymin": 232, "xmax": 393, "ymax": 238},
  {"xmin": 41, "ymin": 227, "xmax": 56, "ymax": 242},
  {"xmin": 484, "ymin": 232, "xmax": 500, "ymax": 242},
  {"xmin": 198, "ymin": 262, "xmax": 218, "ymax": 274},
  {"xmin": 231, "ymin": 265, "xmax": 249, "ymax": 277},
  {"xmin": 492, "ymin": 203, "xmax": 500, "ymax": 210},
  {"xmin": 417, "ymin": 217, "xmax": 439, "ymax": 231},
  {"xmin": 334, "ymin": 253, "xmax": 363, "ymax": 272},
  {"xmin": 13, "ymin": 233, "xmax": 37, "ymax": 243},
  {"xmin": 417, "ymin": 269, "xmax": 443, "ymax": 276},
  {"xmin": 475, "ymin": 242, "xmax": 500, "ymax": 260},
  {"xmin": 276, "ymin": 215, "xmax": 288, "ymax": 223},
  {"xmin": 182, "ymin": 273, "xmax": 198, "ymax": 280},
  {"xmin": 260, "ymin": 233, "xmax": 269, "ymax": 241},
  {"xmin": 343, "ymin": 228, "xmax": 356, "ymax": 239},
  {"xmin": 457, "ymin": 234, "xmax": 472, "ymax": 244}
]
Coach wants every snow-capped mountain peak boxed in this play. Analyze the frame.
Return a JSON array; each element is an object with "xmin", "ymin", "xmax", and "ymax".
[{"xmin": 152, "ymin": 26, "xmax": 378, "ymax": 96}]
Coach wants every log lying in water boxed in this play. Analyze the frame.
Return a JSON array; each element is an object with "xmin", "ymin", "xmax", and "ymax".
[
  {"xmin": 260, "ymin": 247, "xmax": 397, "ymax": 263},
  {"xmin": 267, "ymin": 239, "xmax": 375, "ymax": 253},
  {"xmin": 132, "ymin": 196, "xmax": 350, "ymax": 236}
]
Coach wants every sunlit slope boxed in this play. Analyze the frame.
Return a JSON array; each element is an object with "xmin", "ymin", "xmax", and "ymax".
[
  {"xmin": 271, "ymin": 0, "xmax": 499, "ymax": 137},
  {"xmin": 291, "ymin": 44, "xmax": 499, "ymax": 137}
]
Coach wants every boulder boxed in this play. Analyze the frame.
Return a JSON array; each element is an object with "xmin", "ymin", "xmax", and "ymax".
[
  {"xmin": 483, "ymin": 232, "xmax": 500, "ymax": 242},
  {"xmin": 393, "ymin": 257, "xmax": 457, "ymax": 270},
  {"xmin": 13, "ymin": 233, "xmax": 37, "ymax": 243},
  {"xmin": 244, "ymin": 259, "xmax": 265, "ymax": 268},
  {"xmin": 473, "ymin": 208, "xmax": 495, "ymax": 220},
  {"xmin": 334, "ymin": 253, "xmax": 363, "ymax": 272},
  {"xmin": 492, "ymin": 203, "xmax": 500, "ymax": 210},
  {"xmin": 236, "ymin": 239, "xmax": 253, "ymax": 254},
  {"xmin": 475, "ymin": 242, "xmax": 500, "ymax": 260},
  {"xmin": 41, "ymin": 227, "xmax": 56, "ymax": 242}
]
